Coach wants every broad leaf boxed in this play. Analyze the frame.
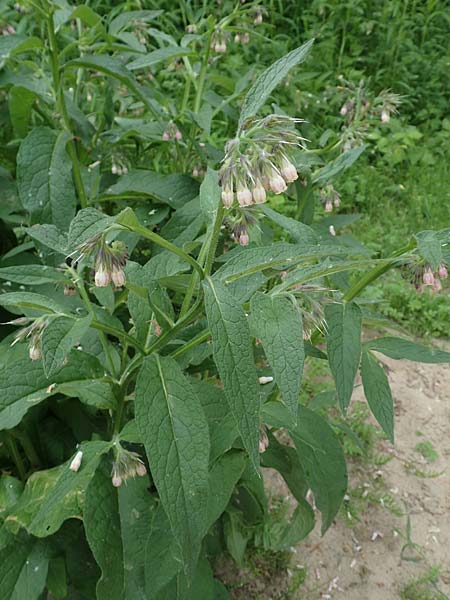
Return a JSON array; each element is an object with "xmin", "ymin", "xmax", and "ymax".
[
  {"xmin": 103, "ymin": 171, "xmax": 199, "ymax": 210},
  {"xmin": 365, "ymin": 336, "xmax": 450, "ymax": 363},
  {"xmin": 127, "ymin": 46, "xmax": 195, "ymax": 71},
  {"xmin": 67, "ymin": 208, "xmax": 113, "ymax": 248},
  {"xmin": 203, "ymin": 277, "xmax": 260, "ymax": 469},
  {"xmin": 0, "ymin": 265, "xmax": 67, "ymax": 286},
  {"xmin": 8, "ymin": 86, "xmax": 35, "ymax": 138},
  {"xmin": 0, "ymin": 531, "xmax": 50, "ymax": 600},
  {"xmin": 260, "ymin": 206, "xmax": 317, "ymax": 244},
  {"xmin": 0, "ymin": 291, "xmax": 67, "ymax": 314},
  {"xmin": 325, "ymin": 302, "xmax": 362, "ymax": 413},
  {"xmin": 312, "ymin": 146, "xmax": 366, "ymax": 184},
  {"xmin": 42, "ymin": 315, "xmax": 93, "ymax": 377},
  {"xmin": 199, "ymin": 167, "xmax": 221, "ymax": 222},
  {"xmin": 238, "ymin": 39, "xmax": 314, "ymax": 128},
  {"xmin": 135, "ymin": 354, "xmax": 210, "ymax": 571},
  {"xmin": 16, "ymin": 128, "xmax": 76, "ymax": 230},
  {"xmin": 26, "ymin": 224, "xmax": 68, "ymax": 256},
  {"xmin": 263, "ymin": 498, "xmax": 314, "ymax": 550},
  {"xmin": 250, "ymin": 293, "xmax": 304, "ymax": 419},
  {"xmin": 0, "ymin": 345, "xmax": 114, "ymax": 430},
  {"xmin": 415, "ymin": 230, "xmax": 442, "ymax": 270},
  {"xmin": 361, "ymin": 350, "xmax": 394, "ymax": 443},
  {"xmin": 261, "ymin": 434, "xmax": 308, "ymax": 502}
]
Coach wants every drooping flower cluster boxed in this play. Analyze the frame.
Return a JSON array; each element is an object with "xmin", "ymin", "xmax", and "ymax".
[
  {"xmin": 111, "ymin": 444, "xmax": 147, "ymax": 487},
  {"xmin": 162, "ymin": 122, "xmax": 182, "ymax": 141},
  {"xmin": 415, "ymin": 263, "xmax": 448, "ymax": 294},
  {"xmin": 9, "ymin": 316, "xmax": 47, "ymax": 361},
  {"xmin": 74, "ymin": 236, "xmax": 128, "ymax": 288},
  {"xmin": 320, "ymin": 184, "xmax": 341, "ymax": 213},
  {"xmin": 219, "ymin": 115, "xmax": 305, "ymax": 209}
]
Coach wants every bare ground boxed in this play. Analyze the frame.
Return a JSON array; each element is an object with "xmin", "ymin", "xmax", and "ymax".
[{"xmin": 217, "ymin": 355, "xmax": 450, "ymax": 599}]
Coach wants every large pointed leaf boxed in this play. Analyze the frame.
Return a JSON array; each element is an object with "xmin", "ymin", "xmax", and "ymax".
[
  {"xmin": 238, "ymin": 39, "xmax": 314, "ymax": 128},
  {"xmin": 361, "ymin": 350, "xmax": 394, "ymax": 443},
  {"xmin": 325, "ymin": 302, "xmax": 362, "ymax": 413},
  {"xmin": 135, "ymin": 354, "xmax": 210, "ymax": 571},
  {"xmin": 203, "ymin": 277, "xmax": 260, "ymax": 469},
  {"xmin": 42, "ymin": 315, "xmax": 93, "ymax": 377},
  {"xmin": 259, "ymin": 206, "xmax": 317, "ymax": 245},
  {"xmin": 0, "ymin": 265, "xmax": 67, "ymax": 286},
  {"xmin": 365, "ymin": 337, "xmax": 450, "ymax": 363},
  {"xmin": 16, "ymin": 128, "xmax": 76, "ymax": 230},
  {"xmin": 0, "ymin": 531, "xmax": 50, "ymax": 600},
  {"xmin": 250, "ymin": 293, "xmax": 304, "ymax": 419},
  {"xmin": 28, "ymin": 441, "xmax": 111, "ymax": 537},
  {"xmin": 0, "ymin": 345, "xmax": 113, "ymax": 430}
]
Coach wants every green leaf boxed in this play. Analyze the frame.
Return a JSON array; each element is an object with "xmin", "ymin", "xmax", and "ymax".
[
  {"xmin": 250, "ymin": 293, "xmax": 304, "ymax": 419},
  {"xmin": 238, "ymin": 39, "xmax": 314, "ymax": 128},
  {"xmin": 0, "ymin": 291, "xmax": 67, "ymax": 314},
  {"xmin": 215, "ymin": 242, "xmax": 344, "ymax": 283},
  {"xmin": 144, "ymin": 505, "xmax": 182, "ymax": 599},
  {"xmin": 103, "ymin": 171, "xmax": 199, "ymax": 210},
  {"xmin": 46, "ymin": 557, "xmax": 67, "ymax": 599},
  {"xmin": 0, "ymin": 345, "xmax": 114, "ymax": 430},
  {"xmin": 0, "ymin": 531, "xmax": 50, "ymax": 600},
  {"xmin": 70, "ymin": 5, "xmax": 102, "ymax": 27},
  {"xmin": 261, "ymin": 434, "xmax": 308, "ymax": 502},
  {"xmin": 294, "ymin": 406, "xmax": 347, "ymax": 533},
  {"xmin": 26, "ymin": 224, "xmax": 68, "ymax": 256},
  {"xmin": 29, "ymin": 440, "xmax": 111, "ymax": 537},
  {"xmin": 42, "ymin": 315, "xmax": 93, "ymax": 377},
  {"xmin": 361, "ymin": 350, "xmax": 394, "ymax": 443},
  {"xmin": 135, "ymin": 354, "xmax": 210, "ymax": 571},
  {"xmin": 0, "ymin": 265, "xmax": 67, "ymax": 286},
  {"xmin": 0, "ymin": 34, "xmax": 42, "ymax": 67},
  {"xmin": 263, "ymin": 499, "xmax": 314, "ymax": 550},
  {"xmin": 199, "ymin": 167, "xmax": 221, "ymax": 222},
  {"xmin": 259, "ymin": 206, "xmax": 317, "ymax": 244},
  {"xmin": 0, "ymin": 476, "xmax": 23, "ymax": 517},
  {"xmin": 312, "ymin": 146, "xmax": 366, "ymax": 184},
  {"xmin": 365, "ymin": 337, "xmax": 450, "ymax": 363},
  {"xmin": 203, "ymin": 277, "xmax": 260, "ymax": 469},
  {"xmin": 16, "ymin": 128, "xmax": 76, "ymax": 231},
  {"xmin": 8, "ymin": 86, "xmax": 35, "ymax": 138},
  {"xmin": 223, "ymin": 509, "xmax": 249, "ymax": 566},
  {"xmin": 109, "ymin": 10, "xmax": 162, "ymax": 35},
  {"xmin": 127, "ymin": 46, "xmax": 195, "ymax": 70},
  {"xmin": 205, "ymin": 452, "xmax": 247, "ymax": 532},
  {"xmin": 68, "ymin": 208, "xmax": 113, "ymax": 248},
  {"xmin": 325, "ymin": 302, "xmax": 362, "ymax": 413},
  {"xmin": 189, "ymin": 379, "xmax": 238, "ymax": 463},
  {"xmin": 84, "ymin": 458, "xmax": 124, "ymax": 600},
  {"xmin": 415, "ymin": 230, "xmax": 443, "ymax": 270}
]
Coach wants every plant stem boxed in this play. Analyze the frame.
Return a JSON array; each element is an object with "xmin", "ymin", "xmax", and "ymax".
[
  {"xmin": 5, "ymin": 434, "xmax": 26, "ymax": 481},
  {"xmin": 170, "ymin": 329, "xmax": 210, "ymax": 359},
  {"xmin": 204, "ymin": 202, "xmax": 225, "ymax": 275},
  {"xmin": 47, "ymin": 12, "xmax": 88, "ymax": 209},
  {"xmin": 194, "ymin": 26, "xmax": 214, "ymax": 114},
  {"xmin": 14, "ymin": 430, "xmax": 41, "ymax": 469}
]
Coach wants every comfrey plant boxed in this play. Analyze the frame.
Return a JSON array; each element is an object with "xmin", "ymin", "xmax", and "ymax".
[{"xmin": 0, "ymin": 4, "xmax": 449, "ymax": 599}]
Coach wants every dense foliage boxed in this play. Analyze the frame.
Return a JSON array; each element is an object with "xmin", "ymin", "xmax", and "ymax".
[{"xmin": 0, "ymin": 1, "xmax": 449, "ymax": 598}]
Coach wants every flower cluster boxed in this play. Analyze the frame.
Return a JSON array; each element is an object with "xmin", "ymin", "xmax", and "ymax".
[
  {"xmin": 10, "ymin": 317, "xmax": 47, "ymax": 361},
  {"xmin": 219, "ymin": 115, "xmax": 305, "ymax": 209},
  {"xmin": 74, "ymin": 236, "xmax": 128, "ymax": 288},
  {"xmin": 162, "ymin": 122, "xmax": 182, "ymax": 141},
  {"xmin": 211, "ymin": 32, "xmax": 228, "ymax": 54},
  {"xmin": 320, "ymin": 184, "xmax": 341, "ymax": 213},
  {"xmin": 111, "ymin": 445, "xmax": 147, "ymax": 487},
  {"xmin": 416, "ymin": 263, "xmax": 448, "ymax": 293}
]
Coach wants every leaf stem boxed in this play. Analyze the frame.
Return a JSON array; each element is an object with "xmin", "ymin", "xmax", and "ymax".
[{"xmin": 5, "ymin": 433, "xmax": 26, "ymax": 481}]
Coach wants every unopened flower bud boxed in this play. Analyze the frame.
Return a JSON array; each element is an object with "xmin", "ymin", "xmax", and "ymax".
[
  {"xmin": 214, "ymin": 41, "xmax": 227, "ymax": 53},
  {"xmin": 431, "ymin": 278, "xmax": 442, "ymax": 292},
  {"xmin": 162, "ymin": 130, "xmax": 170, "ymax": 141},
  {"xmin": 29, "ymin": 345, "xmax": 41, "ymax": 361},
  {"xmin": 254, "ymin": 12, "xmax": 263, "ymax": 25},
  {"xmin": 241, "ymin": 33, "xmax": 250, "ymax": 44},
  {"xmin": 64, "ymin": 285, "xmax": 77, "ymax": 296},
  {"xmin": 329, "ymin": 225, "xmax": 336, "ymax": 236},
  {"xmin": 340, "ymin": 103, "xmax": 348, "ymax": 116},
  {"xmin": 174, "ymin": 128, "xmax": 182, "ymax": 141},
  {"xmin": 280, "ymin": 157, "xmax": 298, "ymax": 183},
  {"xmin": 95, "ymin": 266, "xmax": 111, "ymax": 287},
  {"xmin": 234, "ymin": 33, "xmax": 241, "ymax": 43},
  {"xmin": 333, "ymin": 196, "xmax": 341, "ymax": 208},
  {"xmin": 252, "ymin": 183, "xmax": 266, "ymax": 204},
  {"xmin": 381, "ymin": 109, "xmax": 390, "ymax": 123},
  {"xmin": 111, "ymin": 163, "xmax": 118, "ymax": 175},
  {"xmin": 221, "ymin": 188, "xmax": 234, "ymax": 208},
  {"xmin": 69, "ymin": 450, "xmax": 83, "ymax": 472},
  {"xmin": 111, "ymin": 266, "xmax": 126, "ymax": 288},
  {"xmin": 422, "ymin": 268, "xmax": 434, "ymax": 286},
  {"xmin": 237, "ymin": 185, "xmax": 252, "ymax": 207},
  {"xmin": 112, "ymin": 474, "xmax": 122, "ymax": 487},
  {"xmin": 438, "ymin": 265, "xmax": 448, "ymax": 279},
  {"xmin": 136, "ymin": 463, "xmax": 147, "ymax": 477},
  {"xmin": 325, "ymin": 199, "xmax": 333, "ymax": 213},
  {"xmin": 234, "ymin": 223, "xmax": 249, "ymax": 246},
  {"xmin": 269, "ymin": 173, "xmax": 287, "ymax": 195}
]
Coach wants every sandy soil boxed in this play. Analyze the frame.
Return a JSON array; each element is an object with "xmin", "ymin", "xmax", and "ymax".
[{"xmin": 218, "ymin": 355, "xmax": 450, "ymax": 599}]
